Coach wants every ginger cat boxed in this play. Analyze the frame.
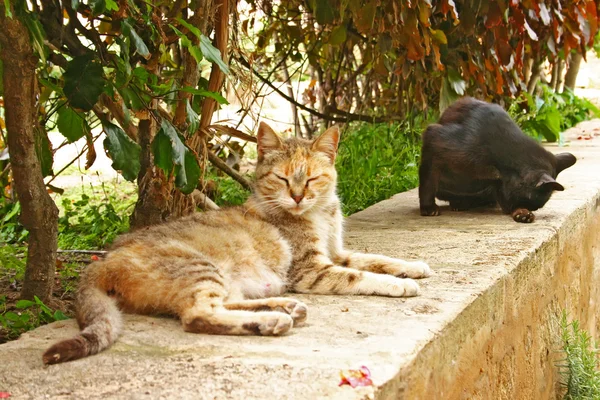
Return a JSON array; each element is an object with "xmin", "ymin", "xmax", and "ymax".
[{"xmin": 43, "ymin": 122, "xmax": 431, "ymax": 365}]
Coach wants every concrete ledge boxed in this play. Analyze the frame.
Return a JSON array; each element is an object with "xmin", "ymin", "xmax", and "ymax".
[{"xmin": 1, "ymin": 121, "xmax": 600, "ymax": 399}]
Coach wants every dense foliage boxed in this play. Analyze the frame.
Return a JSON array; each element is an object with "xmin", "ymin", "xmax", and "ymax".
[{"xmin": 242, "ymin": 0, "xmax": 599, "ymax": 131}]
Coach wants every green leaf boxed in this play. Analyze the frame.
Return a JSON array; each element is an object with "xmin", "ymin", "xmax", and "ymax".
[
  {"xmin": 122, "ymin": 20, "xmax": 150, "ymax": 59},
  {"xmin": 56, "ymin": 106, "xmax": 90, "ymax": 143},
  {"xmin": 88, "ymin": 0, "xmax": 106, "ymax": 15},
  {"xmin": 176, "ymin": 17, "xmax": 202, "ymax": 38},
  {"xmin": 63, "ymin": 55, "xmax": 105, "ymax": 111},
  {"xmin": 430, "ymin": 29, "xmax": 448, "ymax": 45},
  {"xmin": 105, "ymin": 0, "xmax": 118, "ymax": 11},
  {"xmin": 71, "ymin": 0, "xmax": 79, "ymax": 9},
  {"xmin": 188, "ymin": 45, "xmax": 203, "ymax": 64},
  {"xmin": 3, "ymin": 0, "xmax": 12, "ymax": 18},
  {"xmin": 181, "ymin": 86, "xmax": 228, "ymax": 104},
  {"xmin": 170, "ymin": 25, "xmax": 203, "ymax": 63},
  {"xmin": 152, "ymin": 127, "xmax": 173, "ymax": 172},
  {"xmin": 153, "ymin": 120, "xmax": 200, "ymax": 194},
  {"xmin": 35, "ymin": 126, "xmax": 54, "ymax": 177},
  {"xmin": 185, "ymin": 99, "xmax": 199, "ymax": 135},
  {"xmin": 314, "ymin": 0, "xmax": 335, "ymax": 25},
  {"xmin": 15, "ymin": 300, "xmax": 35, "ymax": 309},
  {"xmin": 53, "ymin": 310, "xmax": 69, "ymax": 321},
  {"xmin": 4, "ymin": 312, "xmax": 21, "ymax": 322},
  {"xmin": 200, "ymin": 35, "xmax": 229, "ymax": 74},
  {"xmin": 329, "ymin": 24, "xmax": 347, "ymax": 45},
  {"xmin": 178, "ymin": 150, "xmax": 201, "ymax": 194},
  {"xmin": 447, "ymin": 68, "xmax": 466, "ymax": 95},
  {"xmin": 439, "ymin": 77, "xmax": 459, "ymax": 112},
  {"xmin": 102, "ymin": 121, "xmax": 141, "ymax": 181},
  {"xmin": 22, "ymin": 13, "xmax": 47, "ymax": 64}
]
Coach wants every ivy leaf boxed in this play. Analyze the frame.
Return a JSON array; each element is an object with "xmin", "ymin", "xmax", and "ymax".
[
  {"xmin": 122, "ymin": 20, "xmax": 150, "ymax": 59},
  {"xmin": 35, "ymin": 126, "xmax": 54, "ymax": 177},
  {"xmin": 181, "ymin": 86, "xmax": 228, "ymax": 104},
  {"xmin": 56, "ymin": 106, "xmax": 90, "ymax": 143},
  {"xmin": 102, "ymin": 121, "xmax": 141, "ymax": 181},
  {"xmin": 152, "ymin": 120, "xmax": 200, "ymax": 194},
  {"xmin": 200, "ymin": 35, "xmax": 229, "ymax": 74},
  {"xmin": 63, "ymin": 55, "xmax": 105, "ymax": 111}
]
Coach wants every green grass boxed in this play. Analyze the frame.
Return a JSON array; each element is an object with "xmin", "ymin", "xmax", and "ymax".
[
  {"xmin": 56, "ymin": 181, "xmax": 136, "ymax": 250},
  {"xmin": 336, "ymin": 121, "xmax": 425, "ymax": 215},
  {"xmin": 0, "ymin": 295, "xmax": 69, "ymax": 343},
  {"xmin": 559, "ymin": 312, "xmax": 600, "ymax": 399}
]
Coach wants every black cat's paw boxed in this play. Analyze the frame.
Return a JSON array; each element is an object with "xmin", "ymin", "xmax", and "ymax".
[
  {"xmin": 512, "ymin": 208, "xmax": 535, "ymax": 223},
  {"xmin": 420, "ymin": 205, "xmax": 440, "ymax": 216}
]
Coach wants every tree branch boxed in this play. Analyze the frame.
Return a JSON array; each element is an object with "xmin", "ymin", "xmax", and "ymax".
[
  {"xmin": 236, "ymin": 56, "xmax": 396, "ymax": 124},
  {"xmin": 207, "ymin": 150, "xmax": 252, "ymax": 191}
]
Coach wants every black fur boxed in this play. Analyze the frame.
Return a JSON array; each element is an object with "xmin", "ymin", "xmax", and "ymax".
[{"xmin": 419, "ymin": 97, "xmax": 576, "ymax": 223}]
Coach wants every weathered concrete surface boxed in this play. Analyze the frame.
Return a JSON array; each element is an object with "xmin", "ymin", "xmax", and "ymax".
[{"xmin": 1, "ymin": 121, "xmax": 600, "ymax": 400}]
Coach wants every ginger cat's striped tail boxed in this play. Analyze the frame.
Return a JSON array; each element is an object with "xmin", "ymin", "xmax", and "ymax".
[{"xmin": 42, "ymin": 286, "xmax": 122, "ymax": 365}]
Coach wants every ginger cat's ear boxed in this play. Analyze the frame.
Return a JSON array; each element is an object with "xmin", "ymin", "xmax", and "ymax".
[
  {"xmin": 257, "ymin": 122, "xmax": 283, "ymax": 160},
  {"xmin": 312, "ymin": 126, "xmax": 340, "ymax": 163}
]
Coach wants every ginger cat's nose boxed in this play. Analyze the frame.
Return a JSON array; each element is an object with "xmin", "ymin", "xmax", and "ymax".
[{"xmin": 292, "ymin": 194, "xmax": 304, "ymax": 204}]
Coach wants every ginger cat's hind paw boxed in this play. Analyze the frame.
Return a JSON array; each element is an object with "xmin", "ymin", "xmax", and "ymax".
[
  {"xmin": 244, "ymin": 313, "xmax": 294, "ymax": 336},
  {"xmin": 281, "ymin": 300, "xmax": 308, "ymax": 324}
]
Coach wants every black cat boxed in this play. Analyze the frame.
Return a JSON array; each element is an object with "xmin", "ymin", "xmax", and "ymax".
[{"xmin": 419, "ymin": 97, "xmax": 576, "ymax": 223}]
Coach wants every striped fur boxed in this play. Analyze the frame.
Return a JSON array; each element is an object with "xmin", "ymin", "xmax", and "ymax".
[{"xmin": 42, "ymin": 122, "xmax": 431, "ymax": 365}]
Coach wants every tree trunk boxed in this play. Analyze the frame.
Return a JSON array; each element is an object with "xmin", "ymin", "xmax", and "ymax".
[
  {"xmin": 550, "ymin": 59, "xmax": 564, "ymax": 91},
  {"xmin": 129, "ymin": 117, "xmax": 171, "ymax": 229},
  {"xmin": 130, "ymin": 0, "xmax": 223, "ymax": 229},
  {"xmin": 564, "ymin": 52, "xmax": 583, "ymax": 91},
  {"xmin": 0, "ymin": 8, "xmax": 59, "ymax": 302}
]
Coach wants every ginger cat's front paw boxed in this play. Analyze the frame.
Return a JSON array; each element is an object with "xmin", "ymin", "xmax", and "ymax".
[
  {"xmin": 387, "ymin": 260, "xmax": 432, "ymax": 279},
  {"xmin": 374, "ymin": 275, "xmax": 420, "ymax": 297}
]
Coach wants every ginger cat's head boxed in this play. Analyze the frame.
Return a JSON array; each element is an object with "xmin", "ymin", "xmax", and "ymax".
[{"xmin": 253, "ymin": 122, "xmax": 340, "ymax": 216}]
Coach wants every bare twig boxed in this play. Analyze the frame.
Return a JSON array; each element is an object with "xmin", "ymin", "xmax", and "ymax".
[
  {"xmin": 57, "ymin": 249, "xmax": 107, "ymax": 255},
  {"xmin": 207, "ymin": 149, "xmax": 252, "ymax": 191},
  {"xmin": 236, "ymin": 56, "xmax": 395, "ymax": 124}
]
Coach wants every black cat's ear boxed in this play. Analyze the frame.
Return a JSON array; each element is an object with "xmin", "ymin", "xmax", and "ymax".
[
  {"xmin": 312, "ymin": 126, "xmax": 340, "ymax": 163},
  {"xmin": 555, "ymin": 152, "xmax": 576, "ymax": 175},
  {"xmin": 257, "ymin": 122, "xmax": 283, "ymax": 160},
  {"xmin": 537, "ymin": 173, "xmax": 565, "ymax": 191}
]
